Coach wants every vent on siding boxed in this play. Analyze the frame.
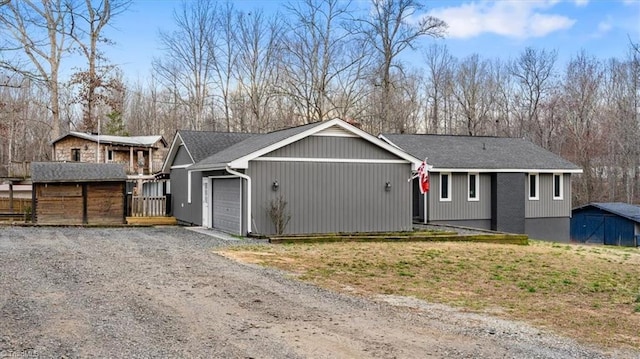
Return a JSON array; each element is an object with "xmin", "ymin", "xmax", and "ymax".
[{"xmin": 312, "ymin": 125, "xmax": 357, "ymax": 137}]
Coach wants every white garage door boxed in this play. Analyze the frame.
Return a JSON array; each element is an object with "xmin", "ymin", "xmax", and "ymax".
[{"xmin": 212, "ymin": 178, "xmax": 242, "ymax": 235}]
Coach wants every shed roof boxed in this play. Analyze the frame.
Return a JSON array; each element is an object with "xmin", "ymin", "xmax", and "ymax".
[
  {"xmin": 380, "ymin": 134, "xmax": 582, "ymax": 173},
  {"xmin": 573, "ymin": 202, "xmax": 640, "ymax": 224},
  {"xmin": 52, "ymin": 132, "xmax": 167, "ymax": 148},
  {"xmin": 31, "ymin": 162, "xmax": 127, "ymax": 183}
]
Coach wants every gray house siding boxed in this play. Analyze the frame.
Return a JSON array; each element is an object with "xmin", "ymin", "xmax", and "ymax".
[
  {"xmin": 264, "ymin": 136, "xmax": 399, "ymax": 160},
  {"xmin": 174, "ymin": 145, "xmax": 193, "ymax": 166},
  {"xmin": 248, "ymin": 161, "xmax": 412, "ymax": 235},
  {"xmin": 428, "ymin": 172, "xmax": 491, "ymax": 221},
  {"xmin": 170, "ymin": 168, "xmax": 203, "ymax": 225},
  {"xmin": 491, "ymin": 173, "xmax": 525, "ymax": 234},
  {"xmin": 526, "ymin": 217, "xmax": 570, "ymax": 242},
  {"xmin": 526, "ymin": 173, "xmax": 572, "ymax": 218}
]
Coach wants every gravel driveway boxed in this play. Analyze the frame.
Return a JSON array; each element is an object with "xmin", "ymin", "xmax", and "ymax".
[{"xmin": 0, "ymin": 226, "xmax": 636, "ymax": 358}]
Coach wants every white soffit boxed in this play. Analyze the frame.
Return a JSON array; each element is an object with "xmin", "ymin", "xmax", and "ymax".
[{"xmin": 312, "ymin": 125, "xmax": 357, "ymax": 137}]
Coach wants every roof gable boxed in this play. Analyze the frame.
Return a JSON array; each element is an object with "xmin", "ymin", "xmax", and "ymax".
[
  {"xmin": 31, "ymin": 162, "xmax": 127, "ymax": 183},
  {"xmin": 190, "ymin": 119, "xmax": 422, "ymax": 171},
  {"xmin": 380, "ymin": 134, "xmax": 582, "ymax": 173},
  {"xmin": 161, "ymin": 130, "xmax": 255, "ymax": 173}
]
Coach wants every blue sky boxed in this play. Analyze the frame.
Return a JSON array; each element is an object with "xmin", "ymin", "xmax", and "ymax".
[{"xmin": 103, "ymin": 0, "xmax": 640, "ymax": 80}]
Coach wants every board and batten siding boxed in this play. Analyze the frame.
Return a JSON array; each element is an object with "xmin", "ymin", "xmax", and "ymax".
[
  {"xmin": 248, "ymin": 161, "xmax": 412, "ymax": 235},
  {"xmin": 428, "ymin": 172, "xmax": 491, "ymax": 221},
  {"xmin": 173, "ymin": 145, "xmax": 193, "ymax": 166},
  {"xmin": 263, "ymin": 136, "xmax": 399, "ymax": 160},
  {"xmin": 170, "ymin": 167, "xmax": 203, "ymax": 225},
  {"xmin": 525, "ymin": 173, "xmax": 572, "ymax": 218}
]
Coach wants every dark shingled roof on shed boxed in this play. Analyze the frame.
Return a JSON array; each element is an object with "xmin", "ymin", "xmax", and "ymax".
[
  {"xmin": 31, "ymin": 162, "xmax": 127, "ymax": 183},
  {"xmin": 574, "ymin": 202, "xmax": 640, "ymax": 224},
  {"xmin": 381, "ymin": 134, "xmax": 581, "ymax": 171},
  {"xmin": 177, "ymin": 130, "xmax": 256, "ymax": 163}
]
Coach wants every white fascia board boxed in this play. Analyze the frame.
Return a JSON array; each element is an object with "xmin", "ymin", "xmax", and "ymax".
[
  {"xmin": 228, "ymin": 119, "xmax": 422, "ymax": 170},
  {"xmin": 253, "ymin": 157, "xmax": 409, "ymax": 164},
  {"xmin": 162, "ymin": 132, "xmax": 195, "ymax": 173},
  {"xmin": 431, "ymin": 168, "xmax": 583, "ymax": 174}
]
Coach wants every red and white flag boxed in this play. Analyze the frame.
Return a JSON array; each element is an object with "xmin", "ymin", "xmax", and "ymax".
[{"xmin": 417, "ymin": 160, "xmax": 430, "ymax": 194}]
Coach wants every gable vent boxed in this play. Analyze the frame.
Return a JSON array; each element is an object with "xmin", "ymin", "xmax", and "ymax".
[{"xmin": 313, "ymin": 125, "xmax": 357, "ymax": 137}]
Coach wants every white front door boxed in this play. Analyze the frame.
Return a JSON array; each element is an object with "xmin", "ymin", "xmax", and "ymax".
[{"xmin": 202, "ymin": 177, "xmax": 211, "ymax": 227}]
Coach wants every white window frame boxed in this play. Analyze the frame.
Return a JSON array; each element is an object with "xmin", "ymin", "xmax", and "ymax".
[
  {"xmin": 440, "ymin": 172, "xmax": 451, "ymax": 202},
  {"xmin": 553, "ymin": 173, "xmax": 563, "ymax": 200},
  {"xmin": 468, "ymin": 173, "xmax": 479, "ymax": 201},
  {"xmin": 528, "ymin": 173, "xmax": 539, "ymax": 200}
]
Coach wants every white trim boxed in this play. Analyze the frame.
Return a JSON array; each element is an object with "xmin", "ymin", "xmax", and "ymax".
[
  {"xmin": 440, "ymin": 172, "xmax": 451, "ymax": 202},
  {"xmin": 253, "ymin": 157, "xmax": 409, "ymax": 164},
  {"xmin": 202, "ymin": 177, "xmax": 210, "ymax": 228},
  {"xmin": 227, "ymin": 119, "xmax": 423, "ymax": 170},
  {"xmin": 170, "ymin": 164, "xmax": 192, "ymax": 169},
  {"xmin": 162, "ymin": 133, "xmax": 195, "ymax": 173},
  {"xmin": 225, "ymin": 166, "xmax": 252, "ymax": 234},
  {"xmin": 432, "ymin": 167, "xmax": 583, "ymax": 174},
  {"xmin": 528, "ymin": 173, "xmax": 539, "ymax": 201},
  {"xmin": 187, "ymin": 171, "xmax": 192, "ymax": 203},
  {"xmin": 468, "ymin": 173, "xmax": 479, "ymax": 202},
  {"xmin": 553, "ymin": 173, "xmax": 564, "ymax": 200}
]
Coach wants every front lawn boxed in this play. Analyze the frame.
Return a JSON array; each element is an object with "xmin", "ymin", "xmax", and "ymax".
[{"xmin": 219, "ymin": 240, "xmax": 640, "ymax": 350}]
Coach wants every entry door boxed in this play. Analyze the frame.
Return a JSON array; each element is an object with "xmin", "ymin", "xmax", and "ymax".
[{"xmin": 202, "ymin": 178, "xmax": 211, "ymax": 228}]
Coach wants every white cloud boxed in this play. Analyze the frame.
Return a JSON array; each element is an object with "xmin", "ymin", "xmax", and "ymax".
[
  {"xmin": 574, "ymin": 0, "xmax": 589, "ymax": 6},
  {"xmin": 428, "ymin": 1, "xmax": 576, "ymax": 39}
]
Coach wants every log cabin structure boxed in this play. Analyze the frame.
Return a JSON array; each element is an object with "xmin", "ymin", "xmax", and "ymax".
[{"xmin": 30, "ymin": 162, "xmax": 127, "ymax": 225}]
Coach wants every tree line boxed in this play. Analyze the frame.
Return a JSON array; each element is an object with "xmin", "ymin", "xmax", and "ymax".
[{"xmin": 0, "ymin": 0, "xmax": 639, "ymax": 206}]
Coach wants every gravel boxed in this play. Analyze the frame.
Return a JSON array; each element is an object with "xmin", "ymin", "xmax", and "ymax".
[{"xmin": 0, "ymin": 226, "xmax": 637, "ymax": 358}]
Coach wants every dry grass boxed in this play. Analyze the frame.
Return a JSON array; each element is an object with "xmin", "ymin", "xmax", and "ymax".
[{"xmin": 219, "ymin": 240, "xmax": 640, "ymax": 350}]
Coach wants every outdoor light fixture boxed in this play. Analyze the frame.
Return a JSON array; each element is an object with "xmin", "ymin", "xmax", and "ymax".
[
  {"xmin": 272, "ymin": 180, "xmax": 279, "ymax": 191},
  {"xmin": 385, "ymin": 182, "xmax": 392, "ymax": 191}
]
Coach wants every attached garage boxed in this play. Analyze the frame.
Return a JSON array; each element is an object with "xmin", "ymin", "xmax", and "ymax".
[
  {"xmin": 31, "ymin": 162, "xmax": 127, "ymax": 225},
  {"xmin": 184, "ymin": 119, "xmax": 421, "ymax": 236},
  {"xmin": 571, "ymin": 202, "xmax": 640, "ymax": 246}
]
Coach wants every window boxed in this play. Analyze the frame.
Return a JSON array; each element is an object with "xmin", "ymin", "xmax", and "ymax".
[
  {"xmin": 107, "ymin": 150, "xmax": 114, "ymax": 161},
  {"xmin": 528, "ymin": 173, "xmax": 539, "ymax": 200},
  {"xmin": 468, "ymin": 173, "xmax": 479, "ymax": 201},
  {"xmin": 553, "ymin": 173, "xmax": 563, "ymax": 200},
  {"xmin": 440, "ymin": 173, "xmax": 451, "ymax": 201},
  {"xmin": 71, "ymin": 148, "xmax": 81, "ymax": 162}
]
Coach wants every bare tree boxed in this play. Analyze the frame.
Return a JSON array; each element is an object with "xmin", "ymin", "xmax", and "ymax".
[
  {"xmin": 153, "ymin": 0, "xmax": 217, "ymax": 131},
  {"xmin": 67, "ymin": 0, "xmax": 131, "ymax": 132},
  {"xmin": 423, "ymin": 43, "xmax": 454, "ymax": 133},
  {"xmin": 361, "ymin": 0, "xmax": 446, "ymax": 132},
  {"xmin": 0, "ymin": 0, "xmax": 72, "ymax": 139},
  {"xmin": 210, "ymin": 1, "xmax": 238, "ymax": 131},
  {"xmin": 509, "ymin": 47, "xmax": 557, "ymax": 144},
  {"xmin": 279, "ymin": 0, "xmax": 361, "ymax": 124},
  {"xmin": 452, "ymin": 54, "xmax": 494, "ymax": 136},
  {"xmin": 234, "ymin": 9, "xmax": 283, "ymax": 132}
]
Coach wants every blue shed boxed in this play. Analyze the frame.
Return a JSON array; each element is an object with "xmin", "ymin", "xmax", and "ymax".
[{"xmin": 570, "ymin": 202, "xmax": 640, "ymax": 246}]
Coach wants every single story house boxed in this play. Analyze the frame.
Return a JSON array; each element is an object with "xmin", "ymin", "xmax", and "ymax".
[
  {"xmin": 52, "ymin": 131, "xmax": 168, "ymax": 176},
  {"xmin": 31, "ymin": 162, "xmax": 127, "ymax": 225},
  {"xmin": 380, "ymin": 134, "xmax": 583, "ymax": 242},
  {"xmin": 571, "ymin": 202, "xmax": 640, "ymax": 246},
  {"xmin": 163, "ymin": 119, "xmax": 422, "ymax": 235}
]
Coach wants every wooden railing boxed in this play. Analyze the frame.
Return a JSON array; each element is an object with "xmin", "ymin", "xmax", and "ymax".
[
  {"xmin": 0, "ymin": 198, "xmax": 30, "ymax": 213},
  {"xmin": 130, "ymin": 196, "xmax": 166, "ymax": 217}
]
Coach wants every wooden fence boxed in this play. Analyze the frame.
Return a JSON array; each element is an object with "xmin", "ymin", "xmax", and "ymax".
[
  {"xmin": 130, "ymin": 196, "xmax": 166, "ymax": 217},
  {"xmin": 0, "ymin": 198, "xmax": 30, "ymax": 213}
]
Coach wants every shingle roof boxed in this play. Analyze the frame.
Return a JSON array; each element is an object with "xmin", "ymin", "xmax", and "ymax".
[
  {"xmin": 177, "ymin": 130, "xmax": 255, "ymax": 163},
  {"xmin": 52, "ymin": 132, "xmax": 166, "ymax": 148},
  {"xmin": 577, "ymin": 202, "xmax": 640, "ymax": 223},
  {"xmin": 31, "ymin": 162, "xmax": 127, "ymax": 183},
  {"xmin": 189, "ymin": 122, "xmax": 321, "ymax": 170},
  {"xmin": 381, "ymin": 134, "xmax": 581, "ymax": 171}
]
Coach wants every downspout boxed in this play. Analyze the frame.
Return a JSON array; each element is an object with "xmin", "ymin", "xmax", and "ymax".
[{"xmin": 225, "ymin": 166, "xmax": 251, "ymax": 234}]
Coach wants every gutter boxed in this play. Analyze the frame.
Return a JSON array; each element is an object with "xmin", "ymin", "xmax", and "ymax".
[{"xmin": 225, "ymin": 166, "xmax": 251, "ymax": 234}]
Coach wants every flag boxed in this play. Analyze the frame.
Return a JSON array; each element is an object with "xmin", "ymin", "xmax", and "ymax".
[{"xmin": 417, "ymin": 160, "xmax": 429, "ymax": 194}]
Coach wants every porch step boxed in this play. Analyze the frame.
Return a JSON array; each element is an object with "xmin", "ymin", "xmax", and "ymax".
[{"xmin": 126, "ymin": 216, "xmax": 177, "ymax": 226}]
